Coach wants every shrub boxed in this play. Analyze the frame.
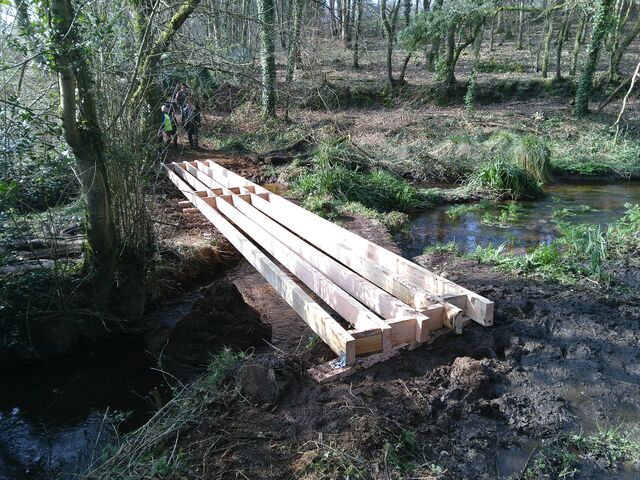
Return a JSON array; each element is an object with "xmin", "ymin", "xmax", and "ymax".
[
  {"xmin": 468, "ymin": 160, "xmax": 543, "ymax": 199},
  {"xmin": 511, "ymin": 134, "xmax": 552, "ymax": 182},
  {"xmin": 296, "ymin": 166, "xmax": 424, "ymax": 212},
  {"xmin": 550, "ymin": 132, "xmax": 640, "ymax": 179},
  {"xmin": 486, "ymin": 131, "xmax": 551, "ymax": 182}
]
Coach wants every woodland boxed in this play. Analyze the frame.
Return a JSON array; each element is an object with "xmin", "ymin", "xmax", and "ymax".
[{"xmin": 1, "ymin": 0, "xmax": 640, "ymax": 479}]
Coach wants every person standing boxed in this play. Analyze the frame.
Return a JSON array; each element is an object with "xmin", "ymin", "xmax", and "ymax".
[
  {"xmin": 182, "ymin": 98, "xmax": 200, "ymax": 149},
  {"xmin": 173, "ymin": 83, "xmax": 193, "ymax": 123},
  {"xmin": 158, "ymin": 104, "xmax": 177, "ymax": 149}
]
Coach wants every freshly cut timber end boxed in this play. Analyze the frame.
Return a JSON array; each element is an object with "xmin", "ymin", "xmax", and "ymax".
[{"xmin": 164, "ymin": 160, "xmax": 494, "ymax": 382}]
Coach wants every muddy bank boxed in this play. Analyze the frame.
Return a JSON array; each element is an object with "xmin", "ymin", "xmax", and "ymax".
[{"xmin": 170, "ymin": 244, "xmax": 640, "ymax": 479}]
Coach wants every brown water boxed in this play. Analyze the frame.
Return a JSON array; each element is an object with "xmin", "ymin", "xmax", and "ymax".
[
  {"xmin": 396, "ymin": 183, "xmax": 640, "ymax": 258},
  {"xmin": 0, "ymin": 337, "xmax": 168, "ymax": 480}
]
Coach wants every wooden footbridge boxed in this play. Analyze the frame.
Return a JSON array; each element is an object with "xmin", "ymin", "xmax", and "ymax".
[{"xmin": 164, "ymin": 160, "xmax": 493, "ymax": 382}]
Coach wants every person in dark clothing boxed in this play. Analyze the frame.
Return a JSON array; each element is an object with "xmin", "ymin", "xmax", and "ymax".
[
  {"xmin": 182, "ymin": 99, "xmax": 200, "ymax": 149},
  {"xmin": 173, "ymin": 83, "xmax": 192, "ymax": 124}
]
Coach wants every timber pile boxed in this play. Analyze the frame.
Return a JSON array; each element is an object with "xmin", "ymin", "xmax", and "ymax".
[{"xmin": 164, "ymin": 160, "xmax": 494, "ymax": 383}]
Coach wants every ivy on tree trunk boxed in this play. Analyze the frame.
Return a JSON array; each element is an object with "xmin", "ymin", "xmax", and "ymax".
[
  {"xmin": 49, "ymin": 0, "xmax": 117, "ymax": 308},
  {"xmin": 575, "ymin": 0, "xmax": 614, "ymax": 116},
  {"xmin": 259, "ymin": 0, "xmax": 277, "ymax": 118}
]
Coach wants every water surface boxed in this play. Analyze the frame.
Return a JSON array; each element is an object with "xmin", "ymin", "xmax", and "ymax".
[{"xmin": 397, "ymin": 183, "xmax": 640, "ymax": 257}]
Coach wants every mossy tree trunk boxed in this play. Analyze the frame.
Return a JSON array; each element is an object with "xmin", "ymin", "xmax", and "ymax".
[
  {"xmin": 575, "ymin": 0, "xmax": 614, "ymax": 116},
  {"xmin": 286, "ymin": 0, "xmax": 303, "ymax": 84},
  {"xmin": 570, "ymin": 12, "xmax": 587, "ymax": 76},
  {"xmin": 555, "ymin": 8, "xmax": 570, "ymax": 80},
  {"xmin": 404, "ymin": 0, "xmax": 412, "ymax": 27},
  {"xmin": 609, "ymin": 14, "xmax": 640, "ymax": 81},
  {"xmin": 380, "ymin": 0, "xmax": 402, "ymax": 87},
  {"xmin": 341, "ymin": 0, "xmax": 352, "ymax": 45},
  {"xmin": 425, "ymin": 0, "xmax": 444, "ymax": 71},
  {"xmin": 352, "ymin": 0, "xmax": 363, "ymax": 68},
  {"xmin": 259, "ymin": 0, "xmax": 277, "ymax": 117},
  {"xmin": 128, "ymin": 0, "xmax": 201, "ymax": 128},
  {"xmin": 49, "ymin": 0, "xmax": 117, "ymax": 308},
  {"xmin": 541, "ymin": 13, "xmax": 554, "ymax": 78},
  {"xmin": 516, "ymin": 0, "xmax": 525, "ymax": 50}
]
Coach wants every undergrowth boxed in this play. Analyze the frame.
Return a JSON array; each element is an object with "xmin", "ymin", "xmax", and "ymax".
[
  {"xmin": 523, "ymin": 425, "xmax": 640, "ymax": 478},
  {"xmin": 550, "ymin": 131, "xmax": 640, "ymax": 179},
  {"xmin": 83, "ymin": 348, "xmax": 246, "ymax": 480},
  {"xmin": 295, "ymin": 165, "xmax": 424, "ymax": 212},
  {"xmin": 468, "ymin": 160, "xmax": 543, "ymax": 200}
]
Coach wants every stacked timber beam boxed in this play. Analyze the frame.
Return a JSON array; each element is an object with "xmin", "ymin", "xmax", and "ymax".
[{"xmin": 164, "ymin": 160, "xmax": 494, "ymax": 382}]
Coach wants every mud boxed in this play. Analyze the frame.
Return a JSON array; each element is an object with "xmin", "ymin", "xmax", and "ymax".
[
  {"xmin": 172, "ymin": 243, "xmax": 640, "ymax": 479},
  {"xmin": 145, "ymin": 278, "xmax": 272, "ymax": 380}
]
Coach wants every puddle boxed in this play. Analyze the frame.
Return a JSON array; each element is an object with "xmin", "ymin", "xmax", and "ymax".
[
  {"xmin": 397, "ymin": 183, "xmax": 640, "ymax": 257},
  {"xmin": 0, "ymin": 336, "xmax": 168, "ymax": 479},
  {"xmin": 495, "ymin": 438, "xmax": 538, "ymax": 478}
]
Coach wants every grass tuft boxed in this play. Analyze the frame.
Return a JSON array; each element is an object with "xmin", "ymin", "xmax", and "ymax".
[
  {"xmin": 295, "ymin": 165, "xmax": 424, "ymax": 212},
  {"xmin": 468, "ymin": 160, "xmax": 543, "ymax": 200}
]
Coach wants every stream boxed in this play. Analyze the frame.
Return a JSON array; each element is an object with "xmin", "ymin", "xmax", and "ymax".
[
  {"xmin": 0, "ymin": 336, "xmax": 168, "ymax": 480},
  {"xmin": 396, "ymin": 183, "xmax": 640, "ymax": 258}
]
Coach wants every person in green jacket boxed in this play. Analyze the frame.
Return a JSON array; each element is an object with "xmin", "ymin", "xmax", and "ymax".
[{"xmin": 159, "ymin": 103, "xmax": 177, "ymax": 149}]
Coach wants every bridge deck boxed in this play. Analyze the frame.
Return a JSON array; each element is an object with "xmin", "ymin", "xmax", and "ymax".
[{"xmin": 164, "ymin": 160, "xmax": 493, "ymax": 382}]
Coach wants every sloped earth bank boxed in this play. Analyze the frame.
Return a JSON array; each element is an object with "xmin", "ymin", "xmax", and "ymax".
[{"xmin": 180, "ymin": 244, "xmax": 640, "ymax": 479}]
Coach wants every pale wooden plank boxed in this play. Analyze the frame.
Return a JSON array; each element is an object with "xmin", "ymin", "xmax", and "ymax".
[
  {"xmin": 211, "ymin": 194, "xmax": 390, "ymax": 340},
  {"xmin": 196, "ymin": 160, "xmax": 466, "ymax": 332},
  {"xmin": 163, "ymin": 164, "xmax": 357, "ymax": 364},
  {"xmin": 199, "ymin": 160, "xmax": 493, "ymax": 326}
]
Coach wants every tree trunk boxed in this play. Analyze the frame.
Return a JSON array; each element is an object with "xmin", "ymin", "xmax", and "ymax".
[
  {"xmin": 443, "ymin": 25, "xmax": 456, "ymax": 87},
  {"xmin": 517, "ymin": 0, "xmax": 525, "ymax": 50},
  {"xmin": 129, "ymin": 0, "xmax": 201, "ymax": 123},
  {"xmin": 555, "ymin": 10, "xmax": 570, "ymax": 80},
  {"xmin": 541, "ymin": 14, "xmax": 554, "ymax": 78},
  {"xmin": 381, "ymin": 0, "xmax": 401, "ymax": 86},
  {"xmin": 259, "ymin": 0, "xmax": 277, "ymax": 117},
  {"xmin": 286, "ymin": 0, "xmax": 302, "ymax": 84},
  {"xmin": 489, "ymin": 15, "xmax": 496, "ymax": 50},
  {"xmin": 353, "ymin": 0, "xmax": 363, "ymax": 68},
  {"xmin": 341, "ymin": 0, "xmax": 351, "ymax": 44},
  {"xmin": 404, "ymin": 0, "xmax": 412, "ymax": 27},
  {"xmin": 575, "ymin": 0, "xmax": 615, "ymax": 116},
  {"xmin": 50, "ymin": 0, "xmax": 117, "ymax": 308},
  {"xmin": 570, "ymin": 12, "xmax": 586, "ymax": 76},
  {"xmin": 329, "ymin": 0, "xmax": 338, "ymax": 37},
  {"xmin": 609, "ymin": 15, "xmax": 640, "ymax": 80},
  {"xmin": 425, "ymin": 0, "xmax": 443, "ymax": 70}
]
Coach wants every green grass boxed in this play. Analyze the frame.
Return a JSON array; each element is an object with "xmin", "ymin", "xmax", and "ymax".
[
  {"xmin": 446, "ymin": 200, "xmax": 493, "ymax": 220},
  {"xmin": 550, "ymin": 131, "xmax": 640, "ymax": 179},
  {"xmin": 468, "ymin": 160, "xmax": 543, "ymax": 200},
  {"xmin": 524, "ymin": 425, "xmax": 640, "ymax": 479},
  {"xmin": 295, "ymin": 165, "xmax": 425, "ymax": 212},
  {"xmin": 552, "ymin": 204, "xmax": 598, "ymax": 219},
  {"xmin": 486, "ymin": 131, "xmax": 552, "ymax": 183},
  {"xmin": 466, "ymin": 204, "xmax": 640, "ymax": 284},
  {"xmin": 476, "ymin": 58, "xmax": 526, "ymax": 73},
  {"xmin": 423, "ymin": 241, "xmax": 460, "ymax": 255},
  {"xmin": 480, "ymin": 202, "xmax": 525, "ymax": 225},
  {"xmin": 339, "ymin": 201, "xmax": 409, "ymax": 232},
  {"xmin": 85, "ymin": 348, "xmax": 247, "ymax": 480}
]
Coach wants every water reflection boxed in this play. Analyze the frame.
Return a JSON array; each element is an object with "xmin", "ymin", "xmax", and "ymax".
[{"xmin": 397, "ymin": 183, "xmax": 640, "ymax": 258}]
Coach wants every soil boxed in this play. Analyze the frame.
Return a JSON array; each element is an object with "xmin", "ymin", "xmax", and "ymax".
[
  {"xmin": 152, "ymin": 144, "xmax": 640, "ymax": 479},
  {"xmin": 175, "ymin": 251, "xmax": 640, "ymax": 480}
]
